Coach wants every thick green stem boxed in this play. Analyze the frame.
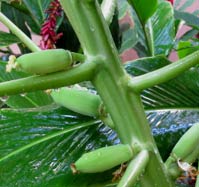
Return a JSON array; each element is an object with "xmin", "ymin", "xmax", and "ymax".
[
  {"xmin": 60, "ymin": 1, "xmax": 173, "ymax": 186},
  {"xmin": 0, "ymin": 12, "xmax": 40, "ymax": 52},
  {"xmin": 128, "ymin": 50, "xmax": 199, "ymax": 92},
  {"xmin": 0, "ymin": 62, "xmax": 96, "ymax": 96},
  {"xmin": 117, "ymin": 150, "xmax": 149, "ymax": 187}
]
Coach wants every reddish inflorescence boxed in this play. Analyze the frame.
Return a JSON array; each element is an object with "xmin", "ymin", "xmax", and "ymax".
[
  {"xmin": 167, "ymin": 0, "xmax": 174, "ymax": 5},
  {"xmin": 196, "ymin": 33, "xmax": 199, "ymax": 39},
  {"xmin": 40, "ymin": 0, "xmax": 63, "ymax": 50}
]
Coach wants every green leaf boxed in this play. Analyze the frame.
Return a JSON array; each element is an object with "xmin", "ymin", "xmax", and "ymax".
[
  {"xmin": 122, "ymin": 1, "xmax": 175, "ymax": 57},
  {"xmin": 1, "ymin": 2, "xmax": 32, "ymax": 53},
  {"xmin": 0, "ymin": 61, "xmax": 53, "ymax": 108},
  {"xmin": 22, "ymin": 0, "xmax": 51, "ymax": 29},
  {"xmin": 118, "ymin": 2, "xmax": 147, "ymax": 56},
  {"xmin": 146, "ymin": 1, "xmax": 175, "ymax": 55},
  {"xmin": 0, "ymin": 103, "xmax": 196, "ymax": 186},
  {"xmin": 2, "ymin": 0, "xmax": 52, "ymax": 34},
  {"xmin": 174, "ymin": 10, "xmax": 199, "ymax": 30},
  {"xmin": 177, "ymin": 40, "xmax": 199, "ymax": 59},
  {"xmin": 0, "ymin": 31, "xmax": 20, "ymax": 48},
  {"xmin": 118, "ymin": 0, "xmax": 129, "ymax": 20},
  {"xmin": 179, "ymin": 29, "xmax": 198, "ymax": 41},
  {"xmin": 118, "ymin": 1, "xmax": 136, "ymax": 53},
  {"xmin": 120, "ymin": 28, "xmax": 138, "ymax": 53},
  {"xmin": 117, "ymin": 0, "xmax": 140, "ymax": 54},
  {"xmin": 1, "ymin": 2, "xmax": 31, "ymax": 39},
  {"xmin": 0, "ymin": 107, "xmax": 116, "ymax": 187},
  {"xmin": 175, "ymin": 0, "xmax": 196, "ymax": 13},
  {"xmin": 128, "ymin": 0, "xmax": 158, "ymax": 24}
]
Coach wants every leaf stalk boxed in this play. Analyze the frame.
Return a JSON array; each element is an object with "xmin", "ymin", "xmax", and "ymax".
[
  {"xmin": 128, "ymin": 50, "xmax": 199, "ymax": 92},
  {"xmin": 0, "ymin": 12, "xmax": 40, "ymax": 52}
]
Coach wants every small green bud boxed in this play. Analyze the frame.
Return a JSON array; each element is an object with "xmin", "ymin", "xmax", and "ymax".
[
  {"xmin": 16, "ymin": 49, "xmax": 72, "ymax": 74},
  {"xmin": 71, "ymin": 144, "xmax": 133, "ymax": 173},
  {"xmin": 51, "ymin": 87, "xmax": 101, "ymax": 117},
  {"xmin": 172, "ymin": 123, "xmax": 199, "ymax": 160}
]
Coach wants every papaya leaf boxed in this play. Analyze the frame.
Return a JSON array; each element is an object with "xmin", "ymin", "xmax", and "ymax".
[{"xmin": 0, "ymin": 107, "xmax": 115, "ymax": 187}]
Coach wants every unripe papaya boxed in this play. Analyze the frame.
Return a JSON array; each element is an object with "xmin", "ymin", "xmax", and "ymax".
[
  {"xmin": 51, "ymin": 87, "xmax": 101, "ymax": 117},
  {"xmin": 71, "ymin": 144, "xmax": 133, "ymax": 173},
  {"xmin": 172, "ymin": 123, "xmax": 199, "ymax": 160},
  {"xmin": 15, "ymin": 49, "xmax": 72, "ymax": 75}
]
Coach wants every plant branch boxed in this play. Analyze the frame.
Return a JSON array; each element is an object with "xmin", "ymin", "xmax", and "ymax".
[
  {"xmin": 0, "ymin": 62, "xmax": 97, "ymax": 96},
  {"xmin": 117, "ymin": 150, "xmax": 149, "ymax": 187},
  {"xmin": 0, "ymin": 12, "xmax": 40, "ymax": 52},
  {"xmin": 128, "ymin": 50, "xmax": 199, "ymax": 92}
]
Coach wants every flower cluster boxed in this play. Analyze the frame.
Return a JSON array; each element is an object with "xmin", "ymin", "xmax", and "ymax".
[{"xmin": 40, "ymin": 0, "xmax": 63, "ymax": 50}]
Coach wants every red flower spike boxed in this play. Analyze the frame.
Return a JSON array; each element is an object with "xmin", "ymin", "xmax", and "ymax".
[
  {"xmin": 39, "ymin": 0, "xmax": 63, "ymax": 50},
  {"xmin": 196, "ymin": 33, "xmax": 199, "ymax": 39},
  {"xmin": 167, "ymin": 0, "xmax": 174, "ymax": 5}
]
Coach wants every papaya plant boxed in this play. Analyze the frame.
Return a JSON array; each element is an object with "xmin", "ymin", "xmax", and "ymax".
[{"xmin": 0, "ymin": 0, "xmax": 199, "ymax": 187}]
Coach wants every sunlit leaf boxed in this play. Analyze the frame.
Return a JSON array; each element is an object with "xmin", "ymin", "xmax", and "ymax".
[{"xmin": 0, "ymin": 107, "xmax": 116, "ymax": 187}]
